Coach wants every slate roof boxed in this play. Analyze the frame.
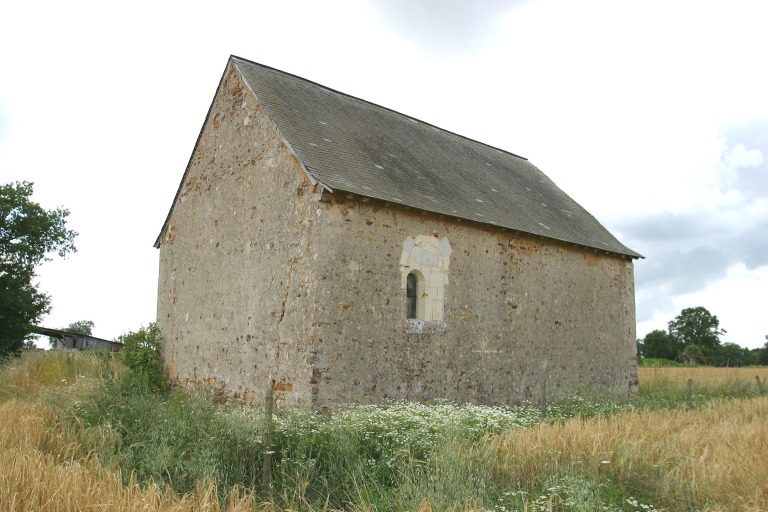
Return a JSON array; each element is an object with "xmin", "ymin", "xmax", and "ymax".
[
  {"xmin": 232, "ymin": 57, "xmax": 641, "ymax": 259},
  {"xmin": 157, "ymin": 55, "xmax": 641, "ymax": 259}
]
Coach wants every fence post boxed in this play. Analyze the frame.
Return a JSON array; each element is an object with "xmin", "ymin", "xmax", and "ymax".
[
  {"xmin": 756, "ymin": 375, "xmax": 764, "ymax": 395},
  {"xmin": 540, "ymin": 380, "xmax": 547, "ymax": 421},
  {"xmin": 686, "ymin": 378, "xmax": 693, "ymax": 409},
  {"xmin": 261, "ymin": 386, "xmax": 274, "ymax": 496}
]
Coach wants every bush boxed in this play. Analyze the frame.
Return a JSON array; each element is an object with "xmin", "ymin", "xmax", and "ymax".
[{"xmin": 116, "ymin": 323, "xmax": 165, "ymax": 393}]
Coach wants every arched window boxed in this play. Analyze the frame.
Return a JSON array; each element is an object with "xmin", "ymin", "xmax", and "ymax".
[
  {"xmin": 400, "ymin": 235, "xmax": 451, "ymax": 328},
  {"xmin": 406, "ymin": 272, "xmax": 418, "ymax": 319}
]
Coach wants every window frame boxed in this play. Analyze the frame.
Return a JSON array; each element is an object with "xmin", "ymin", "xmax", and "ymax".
[{"xmin": 406, "ymin": 272, "xmax": 420, "ymax": 319}]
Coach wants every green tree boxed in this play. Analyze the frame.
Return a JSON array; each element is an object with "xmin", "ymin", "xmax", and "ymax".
[
  {"xmin": 0, "ymin": 182, "xmax": 77, "ymax": 358},
  {"xmin": 0, "ymin": 274, "xmax": 49, "ymax": 356},
  {"xmin": 709, "ymin": 342, "xmax": 756, "ymax": 367},
  {"xmin": 668, "ymin": 306, "xmax": 726, "ymax": 361},
  {"xmin": 47, "ymin": 319, "xmax": 95, "ymax": 348},
  {"xmin": 0, "ymin": 181, "xmax": 77, "ymax": 358},
  {"xmin": 758, "ymin": 335, "xmax": 768, "ymax": 365},
  {"xmin": 63, "ymin": 320, "xmax": 94, "ymax": 334},
  {"xmin": 641, "ymin": 329, "xmax": 679, "ymax": 360}
]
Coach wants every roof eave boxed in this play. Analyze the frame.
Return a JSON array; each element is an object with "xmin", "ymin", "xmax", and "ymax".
[{"xmin": 327, "ymin": 187, "xmax": 643, "ymax": 260}]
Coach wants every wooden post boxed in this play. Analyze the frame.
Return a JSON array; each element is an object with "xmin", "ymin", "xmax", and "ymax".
[
  {"xmin": 540, "ymin": 381, "xmax": 547, "ymax": 421},
  {"xmin": 686, "ymin": 378, "xmax": 693, "ymax": 409},
  {"xmin": 756, "ymin": 375, "xmax": 764, "ymax": 395},
  {"xmin": 261, "ymin": 386, "xmax": 274, "ymax": 496}
]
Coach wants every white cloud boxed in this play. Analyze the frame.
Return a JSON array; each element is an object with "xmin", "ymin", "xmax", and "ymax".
[{"xmin": 724, "ymin": 143, "xmax": 763, "ymax": 171}]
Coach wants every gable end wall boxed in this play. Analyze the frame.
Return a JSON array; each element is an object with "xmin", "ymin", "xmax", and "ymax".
[{"xmin": 156, "ymin": 63, "xmax": 320, "ymax": 407}]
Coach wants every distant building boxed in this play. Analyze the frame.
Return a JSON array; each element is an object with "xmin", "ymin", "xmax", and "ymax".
[
  {"xmin": 155, "ymin": 56, "xmax": 642, "ymax": 411},
  {"xmin": 33, "ymin": 327, "xmax": 123, "ymax": 352}
]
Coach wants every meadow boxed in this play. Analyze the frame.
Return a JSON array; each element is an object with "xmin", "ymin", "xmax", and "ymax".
[{"xmin": 0, "ymin": 352, "xmax": 765, "ymax": 511}]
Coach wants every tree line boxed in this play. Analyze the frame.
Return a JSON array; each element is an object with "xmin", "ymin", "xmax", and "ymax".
[{"xmin": 638, "ymin": 306, "xmax": 767, "ymax": 366}]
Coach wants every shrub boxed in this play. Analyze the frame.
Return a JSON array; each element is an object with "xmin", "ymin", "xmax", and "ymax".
[{"xmin": 116, "ymin": 323, "xmax": 165, "ymax": 393}]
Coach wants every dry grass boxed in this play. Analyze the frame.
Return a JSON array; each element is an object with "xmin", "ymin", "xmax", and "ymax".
[
  {"xmin": 0, "ymin": 399, "xmax": 273, "ymax": 511},
  {"xmin": 491, "ymin": 395, "xmax": 768, "ymax": 511},
  {"xmin": 639, "ymin": 366, "xmax": 768, "ymax": 386},
  {"xmin": 0, "ymin": 355, "xmax": 273, "ymax": 512},
  {"xmin": 0, "ymin": 351, "xmax": 117, "ymax": 402}
]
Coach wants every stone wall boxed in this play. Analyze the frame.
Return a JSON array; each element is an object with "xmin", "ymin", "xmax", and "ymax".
[
  {"xmin": 308, "ymin": 192, "xmax": 638, "ymax": 410},
  {"xmin": 156, "ymin": 62, "xmax": 320, "ymax": 407}
]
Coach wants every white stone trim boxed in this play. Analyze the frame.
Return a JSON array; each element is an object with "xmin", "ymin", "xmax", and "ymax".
[{"xmin": 400, "ymin": 235, "xmax": 451, "ymax": 325}]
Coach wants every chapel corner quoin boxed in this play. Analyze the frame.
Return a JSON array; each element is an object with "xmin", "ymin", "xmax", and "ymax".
[{"xmin": 154, "ymin": 55, "xmax": 643, "ymax": 412}]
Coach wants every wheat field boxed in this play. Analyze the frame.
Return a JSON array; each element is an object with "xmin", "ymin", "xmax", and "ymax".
[
  {"xmin": 640, "ymin": 365, "xmax": 768, "ymax": 386},
  {"xmin": 491, "ymin": 394, "xmax": 768, "ymax": 511}
]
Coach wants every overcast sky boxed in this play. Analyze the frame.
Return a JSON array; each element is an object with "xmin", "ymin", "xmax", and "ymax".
[{"xmin": 1, "ymin": 0, "xmax": 766, "ymax": 348}]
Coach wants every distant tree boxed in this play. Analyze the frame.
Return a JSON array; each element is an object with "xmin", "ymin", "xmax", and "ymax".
[
  {"xmin": 0, "ymin": 181, "xmax": 77, "ymax": 358},
  {"xmin": 64, "ymin": 320, "xmax": 94, "ymax": 334},
  {"xmin": 759, "ymin": 335, "xmax": 768, "ymax": 365},
  {"xmin": 681, "ymin": 344, "xmax": 705, "ymax": 365},
  {"xmin": 710, "ymin": 343, "xmax": 756, "ymax": 366},
  {"xmin": 668, "ymin": 307, "xmax": 726, "ymax": 360},
  {"xmin": 709, "ymin": 342, "xmax": 755, "ymax": 367},
  {"xmin": 641, "ymin": 329, "xmax": 679, "ymax": 360},
  {"xmin": 47, "ymin": 319, "xmax": 95, "ymax": 349},
  {"xmin": 749, "ymin": 348, "xmax": 763, "ymax": 366}
]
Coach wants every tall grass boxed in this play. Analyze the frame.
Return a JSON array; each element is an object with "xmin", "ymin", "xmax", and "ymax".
[
  {"xmin": 2, "ymin": 352, "xmax": 767, "ymax": 511},
  {"xmin": 638, "ymin": 366, "xmax": 768, "ymax": 409},
  {"xmin": 491, "ymin": 396, "xmax": 768, "ymax": 511},
  {"xmin": 0, "ymin": 351, "xmax": 114, "ymax": 402},
  {"xmin": 0, "ymin": 397, "xmax": 267, "ymax": 511},
  {"xmin": 639, "ymin": 365, "xmax": 767, "ymax": 388},
  {"xmin": 53, "ymin": 361, "xmax": 266, "ymax": 498}
]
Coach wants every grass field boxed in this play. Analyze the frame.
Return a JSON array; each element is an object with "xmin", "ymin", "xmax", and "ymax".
[
  {"xmin": 1, "ymin": 352, "xmax": 766, "ymax": 511},
  {"xmin": 639, "ymin": 365, "xmax": 767, "ymax": 386}
]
